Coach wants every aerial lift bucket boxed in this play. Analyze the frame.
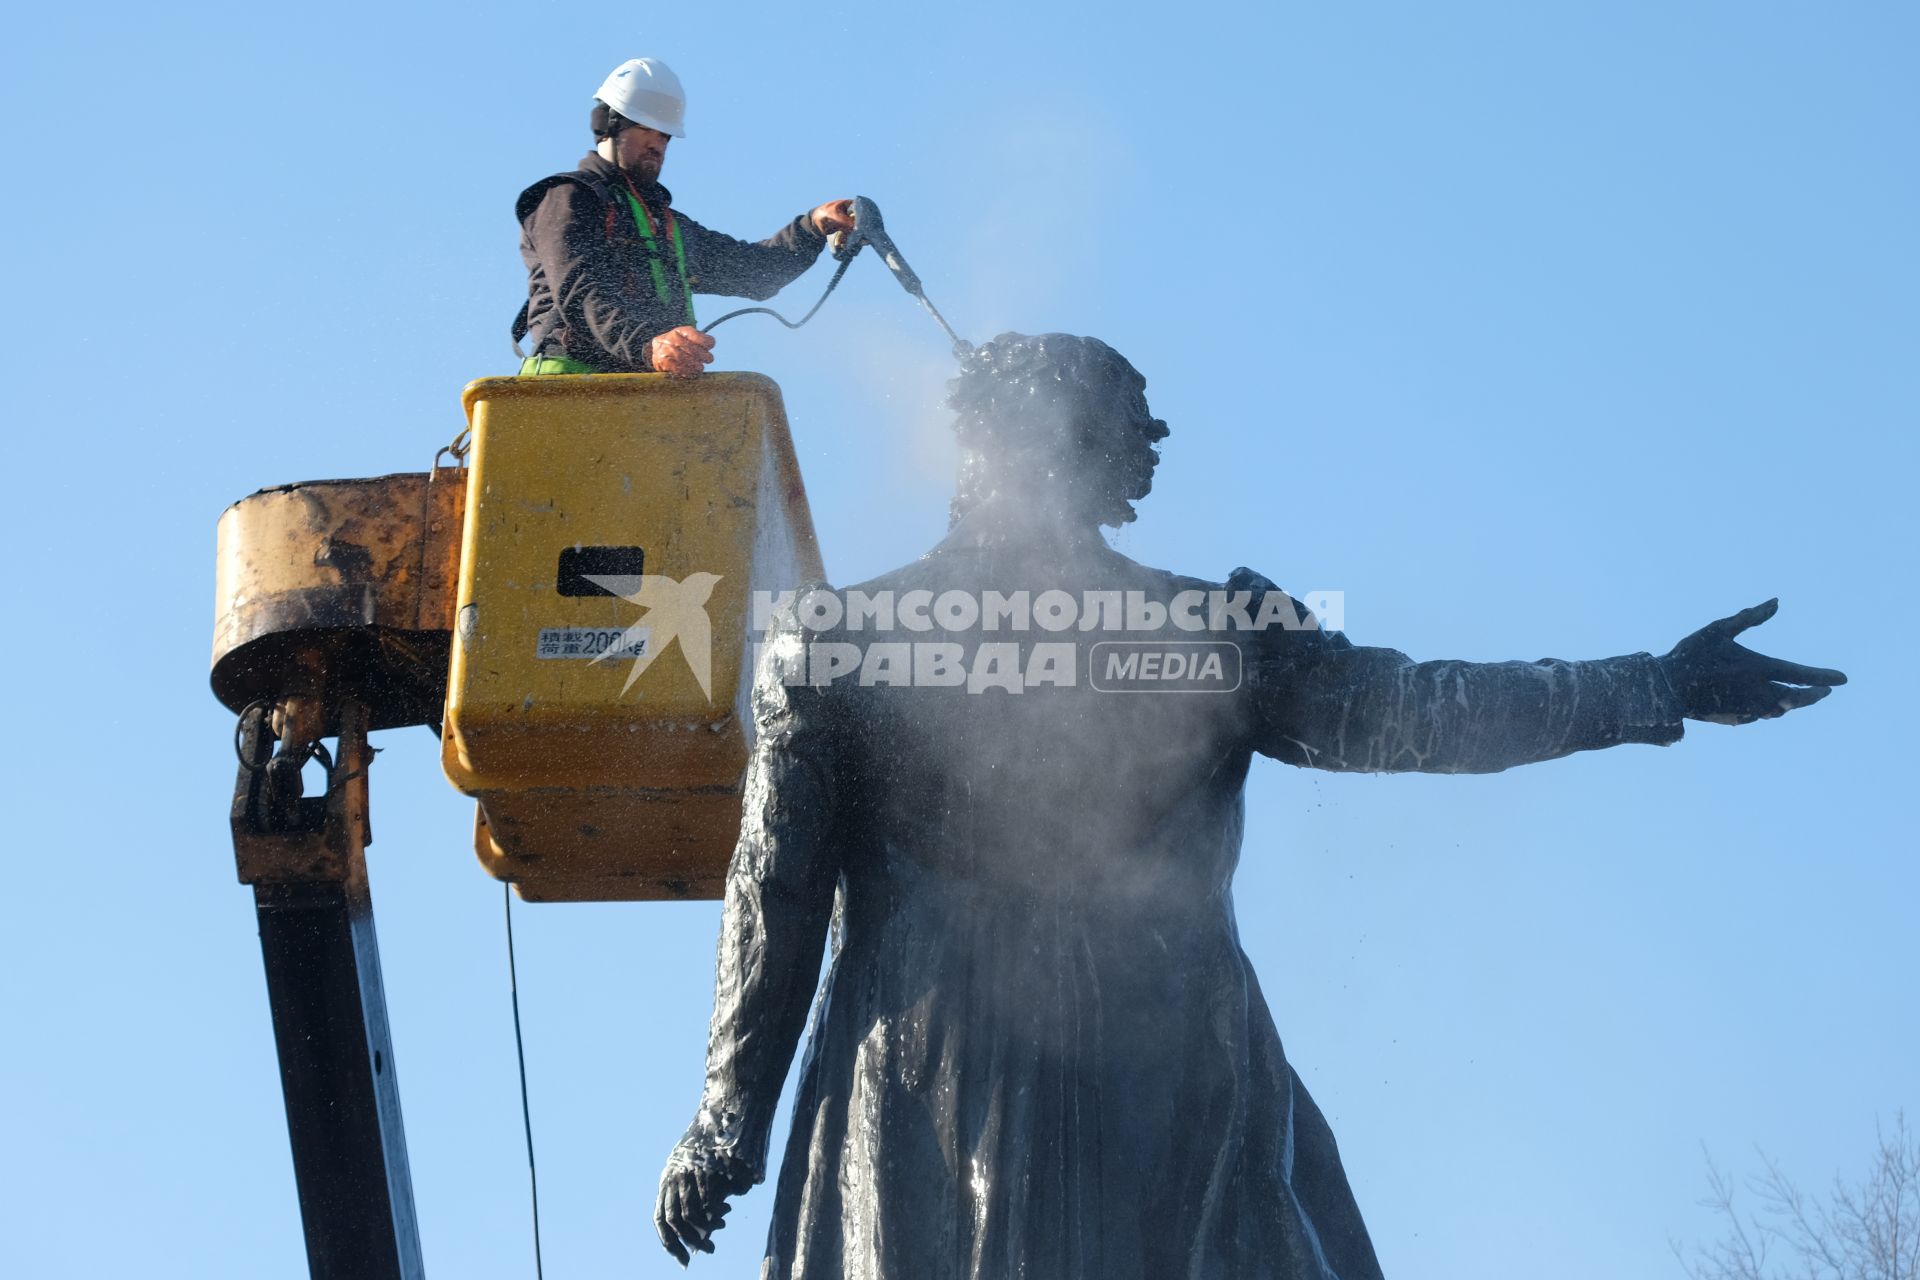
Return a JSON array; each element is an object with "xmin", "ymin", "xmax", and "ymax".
[
  {"xmin": 440, "ymin": 373, "xmax": 824, "ymax": 901},
  {"xmin": 205, "ymin": 371, "xmax": 824, "ymax": 1279}
]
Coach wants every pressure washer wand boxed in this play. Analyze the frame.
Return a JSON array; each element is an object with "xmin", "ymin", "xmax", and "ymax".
[
  {"xmin": 836, "ymin": 196, "xmax": 973, "ymax": 358},
  {"xmin": 703, "ymin": 196, "xmax": 971, "ymax": 358},
  {"xmin": 916, "ymin": 293, "xmax": 969, "ymax": 356}
]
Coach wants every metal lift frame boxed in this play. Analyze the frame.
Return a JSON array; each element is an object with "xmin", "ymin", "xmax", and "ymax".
[{"xmin": 231, "ymin": 699, "xmax": 426, "ymax": 1279}]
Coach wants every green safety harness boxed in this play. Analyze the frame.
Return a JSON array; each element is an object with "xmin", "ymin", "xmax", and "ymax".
[
  {"xmin": 622, "ymin": 179, "xmax": 696, "ymax": 330},
  {"xmin": 518, "ymin": 178, "xmax": 695, "ymax": 377}
]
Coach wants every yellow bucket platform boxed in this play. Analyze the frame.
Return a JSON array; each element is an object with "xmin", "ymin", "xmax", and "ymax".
[{"xmin": 441, "ymin": 373, "xmax": 824, "ymax": 901}]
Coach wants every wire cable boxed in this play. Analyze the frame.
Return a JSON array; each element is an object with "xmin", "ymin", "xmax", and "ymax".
[{"xmin": 505, "ymin": 883, "xmax": 545, "ymax": 1279}]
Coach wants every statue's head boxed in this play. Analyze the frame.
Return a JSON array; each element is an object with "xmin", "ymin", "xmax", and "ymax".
[{"xmin": 946, "ymin": 333, "xmax": 1170, "ymax": 528}]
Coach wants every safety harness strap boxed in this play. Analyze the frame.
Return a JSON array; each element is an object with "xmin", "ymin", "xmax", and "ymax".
[{"xmin": 622, "ymin": 185, "xmax": 696, "ymax": 327}]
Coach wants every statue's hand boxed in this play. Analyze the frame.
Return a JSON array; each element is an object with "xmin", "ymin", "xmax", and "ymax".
[
  {"xmin": 1659, "ymin": 599, "xmax": 1846, "ymax": 726},
  {"xmin": 654, "ymin": 1129, "xmax": 753, "ymax": 1267}
]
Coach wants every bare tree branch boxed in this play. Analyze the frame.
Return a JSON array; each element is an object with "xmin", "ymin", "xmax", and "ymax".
[{"xmin": 1675, "ymin": 1114, "xmax": 1918, "ymax": 1280}]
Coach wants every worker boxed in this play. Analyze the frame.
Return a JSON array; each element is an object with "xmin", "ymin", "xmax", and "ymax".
[{"xmin": 513, "ymin": 58, "xmax": 856, "ymax": 377}]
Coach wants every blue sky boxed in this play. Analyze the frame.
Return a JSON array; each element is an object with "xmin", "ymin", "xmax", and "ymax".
[{"xmin": 4, "ymin": 3, "xmax": 1914, "ymax": 1277}]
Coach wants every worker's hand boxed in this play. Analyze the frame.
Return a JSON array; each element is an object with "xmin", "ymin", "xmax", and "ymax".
[
  {"xmin": 1658, "ymin": 599, "xmax": 1846, "ymax": 725},
  {"xmin": 650, "ymin": 325, "xmax": 715, "ymax": 378},
  {"xmin": 809, "ymin": 198, "xmax": 857, "ymax": 238},
  {"xmin": 655, "ymin": 1133, "xmax": 753, "ymax": 1267}
]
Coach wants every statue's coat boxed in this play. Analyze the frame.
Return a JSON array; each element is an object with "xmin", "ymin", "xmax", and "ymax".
[{"xmin": 689, "ymin": 517, "xmax": 1681, "ymax": 1280}]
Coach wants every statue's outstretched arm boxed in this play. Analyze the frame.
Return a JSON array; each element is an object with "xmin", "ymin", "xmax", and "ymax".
[
  {"xmin": 1239, "ymin": 570, "xmax": 1843, "ymax": 775},
  {"xmin": 655, "ymin": 619, "xmax": 842, "ymax": 1266},
  {"xmin": 1257, "ymin": 634, "xmax": 1685, "ymax": 773}
]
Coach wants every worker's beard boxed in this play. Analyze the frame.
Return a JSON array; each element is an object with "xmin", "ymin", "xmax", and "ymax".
[{"xmin": 624, "ymin": 152, "xmax": 664, "ymax": 186}]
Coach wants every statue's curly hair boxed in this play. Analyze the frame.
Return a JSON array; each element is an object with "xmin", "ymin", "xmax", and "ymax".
[{"xmin": 945, "ymin": 333, "xmax": 1168, "ymax": 527}]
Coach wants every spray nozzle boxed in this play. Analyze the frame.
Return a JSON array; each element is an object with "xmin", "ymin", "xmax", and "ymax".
[
  {"xmin": 713, "ymin": 196, "xmax": 969, "ymax": 359},
  {"xmin": 832, "ymin": 196, "xmax": 925, "ymax": 298},
  {"xmin": 830, "ymin": 196, "xmax": 970, "ymax": 357}
]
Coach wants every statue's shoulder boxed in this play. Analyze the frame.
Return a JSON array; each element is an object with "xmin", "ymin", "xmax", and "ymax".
[
  {"xmin": 1096, "ymin": 554, "xmax": 1291, "ymax": 610},
  {"xmin": 1220, "ymin": 565, "xmax": 1350, "ymax": 662}
]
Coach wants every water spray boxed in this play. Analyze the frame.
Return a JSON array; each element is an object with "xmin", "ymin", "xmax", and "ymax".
[{"xmin": 701, "ymin": 196, "xmax": 973, "ymax": 360}]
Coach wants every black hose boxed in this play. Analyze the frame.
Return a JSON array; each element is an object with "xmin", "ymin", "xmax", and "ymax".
[{"xmin": 700, "ymin": 253, "xmax": 856, "ymax": 334}]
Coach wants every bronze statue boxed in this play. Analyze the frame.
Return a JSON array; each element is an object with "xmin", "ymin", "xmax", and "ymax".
[{"xmin": 653, "ymin": 334, "xmax": 1845, "ymax": 1278}]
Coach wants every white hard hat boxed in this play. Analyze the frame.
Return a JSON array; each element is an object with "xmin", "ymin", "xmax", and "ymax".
[{"xmin": 593, "ymin": 58, "xmax": 687, "ymax": 139}]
